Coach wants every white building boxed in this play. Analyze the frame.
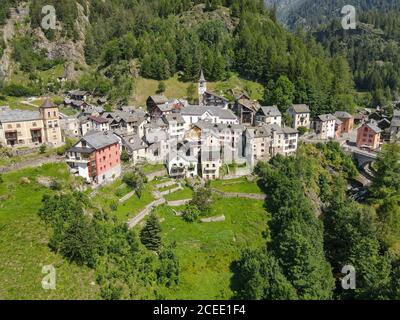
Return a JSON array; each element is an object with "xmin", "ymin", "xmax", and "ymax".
[
  {"xmin": 288, "ymin": 104, "xmax": 311, "ymax": 129},
  {"xmin": 180, "ymin": 105, "xmax": 238, "ymax": 130},
  {"xmin": 255, "ymin": 106, "xmax": 282, "ymax": 126},
  {"xmin": 314, "ymin": 114, "xmax": 336, "ymax": 140},
  {"xmin": 162, "ymin": 114, "xmax": 185, "ymax": 141},
  {"xmin": 245, "ymin": 124, "xmax": 298, "ymax": 168}
]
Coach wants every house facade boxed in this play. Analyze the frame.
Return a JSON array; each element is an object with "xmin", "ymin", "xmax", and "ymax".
[
  {"xmin": 314, "ymin": 114, "xmax": 336, "ymax": 139},
  {"xmin": 0, "ymin": 99, "xmax": 63, "ymax": 148},
  {"xmin": 334, "ymin": 111, "xmax": 354, "ymax": 133},
  {"xmin": 356, "ymin": 123, "xmax": 382, "ymax": 151},
  {"xmin": 255, "ymin": 106, "xmax": 282, "ymax": 127},
  {"xmin": 180, "ymin": 105, "xmax": 238, "ymax": 130},
  {"xmin": 288, "ymin": 104, "xmax": 311, "ymax": 129},
  {"xmin": 66, "ymin": 131, "xmax": 121, "ymax": 184}
]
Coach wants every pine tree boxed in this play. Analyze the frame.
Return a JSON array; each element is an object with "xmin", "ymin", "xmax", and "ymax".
[{"xmin": 140, "ymin": 213, "xmax": 162, "ymax": 252}]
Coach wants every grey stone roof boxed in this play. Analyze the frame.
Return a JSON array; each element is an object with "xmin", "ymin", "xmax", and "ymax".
[
  {"xmin": 41, "ymin": 99, "xmax": 55, "ymax": 109},
  {"xmin": 163, "ymin": 113, "xmax": 185, "ymax": 124},
  {"xmin": 365, "ymin": 123, "xmax": 382, "ymax": 134},
  {"xmin": 149, "ymin": 95, "xmax": 168, "ymax": 104},
  {"xmin": 120, "ymin": 134, "xmax": 148, "ymax": 152},
  {"xmin": 394, "ymin": 109, "xmax": 400, "ymax": 118},
  {"xmin": 334, "ymin": 111, "xmax": 353, "ymax": 119},
  {"xmin": 69, "ymin": 90, "xmax": 87, "ymax": 96},
  {"xmin": 391, "ymin": 119, "xmax": 400, "ymax": 127},
  {"xmin": 290, "ymin": 104, "xmax": 310, "ymax": 113},
  {"xmin": 194, "ymin": 120, "xmax": 245, "ymax": 133},
  {"xmin": 0, "ymin": 109, "xmax": 40, "ymax": 123},
  {"xmin": 317, "ymin": 114, "xmax": 337, "ymax": 122},
  {"xmin": 181, "ymin": 105, "xmax": 237, "ymax": 120},
  {"xmin": 82, "ymin": 131, "xmax": 119, "ymax": 150},
  {"xmin": 258, "ymin": 106, "xmax": 281, "ymax": 117}
]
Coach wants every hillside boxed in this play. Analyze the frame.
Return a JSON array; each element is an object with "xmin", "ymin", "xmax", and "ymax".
[
  {"xmin": 0, "ymin": 0, "xmax": 357, "ymax": 116},
  {"xmin": 267, "ymin": 0, "xmax": 400, "ymax": 29},
  {"xmin": 312, "ymin": 9, "xmax": 400, "ymax": 108}
]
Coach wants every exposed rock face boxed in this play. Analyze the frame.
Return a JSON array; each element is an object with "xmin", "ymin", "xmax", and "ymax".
[
  {"xmin": 0, "ymin": 3, "xmax": 30, "ymax": 81},
  {"xmin": 33, "ymin": 2, "xmax": 89, "ymax": 80},
  {"xmin": 0, "ymin": 1, "xmax": 89, "ymax": 82}
]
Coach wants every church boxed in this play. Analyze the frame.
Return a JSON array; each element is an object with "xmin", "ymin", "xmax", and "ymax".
[{"xmin": 198, "ymin": 70, "xmax": 229, "ymax": 109}]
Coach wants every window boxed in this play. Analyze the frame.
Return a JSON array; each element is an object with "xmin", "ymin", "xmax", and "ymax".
[{"xmin": 17, "ymin": 124, "xmax": 21, "ymax": 128}]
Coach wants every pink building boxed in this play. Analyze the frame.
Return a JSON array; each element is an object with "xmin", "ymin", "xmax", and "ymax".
[
  {"xmin": 66, "ymin": 131, "xmax": 121, "ymax": 184},
  {"xmin": 356, "ymin": 123, "xmax": 382, "ymax": 151}
]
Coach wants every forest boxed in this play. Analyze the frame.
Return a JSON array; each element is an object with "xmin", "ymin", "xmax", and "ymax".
[
  {"xmin": 313, "ymin": 9, "xmax": 400, "ymax": 108},
  {"xmin": 234, "ymin": 142, "xmax": 400, "ymax": 300},
  {"xmin": 0, "ymin": 0, "xmax": 356, "ymax": 115}
]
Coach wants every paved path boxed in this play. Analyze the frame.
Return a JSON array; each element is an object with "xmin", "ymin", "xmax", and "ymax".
[{"xmin": 127, "ymin": 198, "xmax": 166, "ymax": 229}]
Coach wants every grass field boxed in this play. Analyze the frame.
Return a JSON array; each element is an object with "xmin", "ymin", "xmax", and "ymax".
[
  {"xmin": 0, "ymin": 161, "xmax": 269, "ymax": 300},
  {"xmin": 150, "ymin": 197, "xmax": 269, "ymax": 299},
  {"xmin": 164, "ymin": 187, "xmax": 193, "ymax": 201},
  {"xmin": 92, "ymin": 179, "xmax": 156, "ymax": 223},
  {"xmin": 131, "ymin": 74, "xmax": 264, "ymax": 106},
  {"xmin": 210, "ymin": 177, "xmax": 263, "ymax": 194},
  {"xmin": 0, "ymin": 163, "xmax": 99, "ymax": 300}
]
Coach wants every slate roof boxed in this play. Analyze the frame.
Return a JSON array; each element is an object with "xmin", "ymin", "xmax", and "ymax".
[
  {"xmin": 149, "ymin": 95, "xmax": 168, "ymax": 105},
  {"xmin": 163, "ymin": 113, "xmax": 185, "ymax": 124},
  {"xmin": 317, "ymin": 114, "xmax": 337, "ymax": 122},
  {"xmin": 290, "ymin": 104, "xmax": 310, "ymax": 113},
  {"xmin": 364, "ymin": 123, "xmax": 382, "ymax": 134},
  {"xmin": 120, "ymin": 134, "xmax": 148, "ymax": 152},
  {"xmin": 181, "ymin": 105, "xmax": 237, "ymax": 120},
  {"xmin": 0, "ymin": 109, "xmax": 40, "ymax": 123},
  {"xmin": 81, "ymin": 131, "xmax": 119, "ymax": 150},
  {"xmin": 391, "ymin": 119, "xmax": 400, "ymax": 127},
  {"xmin": 41, "ymin": 99, "xmax": 55, "ymax": 109},
  {"xmin": 258, "ymin": 106, "xmax": 281, "ymax": 117},
  {"xmin": 69, "ymin": 90, "xmax": 87, "ymax": 96},
  {"xmin": 334, "ymin": 111, "xmax": 353, "ymax": 119}
]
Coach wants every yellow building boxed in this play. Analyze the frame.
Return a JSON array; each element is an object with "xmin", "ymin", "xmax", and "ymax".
[{"xmin": 0, "ymin": 99, "xmax": 63, "ymax": 148}]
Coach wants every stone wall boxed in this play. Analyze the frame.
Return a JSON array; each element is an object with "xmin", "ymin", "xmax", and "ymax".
[{"xmin": 212, "ymin": 189, "xmax": 266, "ymax": 200}]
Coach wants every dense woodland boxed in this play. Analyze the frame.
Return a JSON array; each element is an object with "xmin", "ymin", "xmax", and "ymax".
[
  {"xmin": 234, "ymin": 142, "xmax": 400, "ymax": 300},
  {"xmin": 314, "ymin": 10, "xmax": 400, "ymax": 108},
  {"xmin": 283, "ymin": 0, "xmax": 400, "ymax": 29}
]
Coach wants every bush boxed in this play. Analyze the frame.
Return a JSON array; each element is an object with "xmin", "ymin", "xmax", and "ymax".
[
  {"xmin": 109, "ymin": 201, "xmax": 118, "ymax": 211},
  {"xmin": 39, "ymin": 144, "xmax": 47, "ymax": 154},
  {"xmin": 297, "ymin": 126, "xmax": 308, "ymax": 136},
  {"xmin": 50, "ymin": 180, "xmax": 62, "ymax": 191},
  {"xmin": 0, "ymin": 174, "xmax": 3, "ymax": 184},
  {"xmin": 190, "ymin": 186, "xmax": 213, "ymax": 215},
  {"xmin": 182, "ymin": 204, "xmax": 201, "ymax": 223},
  {"xmin": 120, "ymin": 150, "xmax": 130, "ymax": 163}
]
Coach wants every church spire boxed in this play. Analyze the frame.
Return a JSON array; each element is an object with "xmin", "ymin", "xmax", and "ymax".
[
  {"xmin": 199, "ymin": 69, "xmax": 206, "ymax": 83},
  {"xmin": 198, "ymin": 69, "xmax": 207, "ymax": 106}
]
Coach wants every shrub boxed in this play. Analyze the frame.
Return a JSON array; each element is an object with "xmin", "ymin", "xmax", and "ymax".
[
  {"xmin": 39, "ymin": 144, "xmax": 47, "ymax": 154},
  {"xmin": 182, "ymin": 204, "xmax": 201, "ymax": 223},
  {"xmin": 120, "ymin": 150, "xmax": 130, "ymax": 163},
  {"xmin": 109, "ymin": 201, "xmax": 118, "ymax": 211}
]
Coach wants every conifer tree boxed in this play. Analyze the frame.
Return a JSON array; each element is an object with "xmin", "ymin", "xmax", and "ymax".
[{"xmin": 140, "ymin": 213, "xmax": 162, "ymax": 252}]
